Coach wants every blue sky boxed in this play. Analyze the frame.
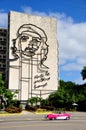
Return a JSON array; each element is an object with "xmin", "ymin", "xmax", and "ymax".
[{"xmin": 0, "ymin": 0, "xmax": 86, "ymax": 84}]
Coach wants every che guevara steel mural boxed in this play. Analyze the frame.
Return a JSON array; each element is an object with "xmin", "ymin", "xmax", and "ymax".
[{"xmin": 10, "ymin": 24, "xmax": 50, "ymax": 94}]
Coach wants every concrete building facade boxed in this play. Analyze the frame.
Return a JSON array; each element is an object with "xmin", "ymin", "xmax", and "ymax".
[
  {"xmin": 0, "ymin": 28, "xmax": 8, "ymax": 87},
  {"xmin": 8, "ymin": 11, "xmax": 59, "ymax": 101}
]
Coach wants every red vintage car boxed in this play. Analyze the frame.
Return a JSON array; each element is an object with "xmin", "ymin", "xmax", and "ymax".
[{"xmin": 45, "ymin": 112, "xmax": 71, "ymax": 120}]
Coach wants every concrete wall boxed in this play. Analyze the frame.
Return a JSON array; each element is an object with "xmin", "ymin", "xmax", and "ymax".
[{"xmin": 8, "ymin": 11, "xmax": 59, "ymax": 100}]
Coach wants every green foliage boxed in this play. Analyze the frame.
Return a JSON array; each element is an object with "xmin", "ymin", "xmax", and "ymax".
[
  {"xmin": 47, "ymin": 80, "xmax": 86, "ymax": 111},
  {"xmin": 27, "ymin": 97, "xmax": 37, "ymax": 106},
  {"xmin": 81, "ymin": 66, "xmax": 86, "ymax": 80},
  {"xmin": 0, "ymin": 73, "xmax": 5, "ymax": 95},
  {"xmin": 0, "ymin": 73, "xmax": 19, "ymax": 109},
  {"xmin": 27, "ymin": 96, "xmax": 43, "ymax": 106},
  {"xmin": 26, "ymin": 97, "xmax": 48, "ymax": 111}
]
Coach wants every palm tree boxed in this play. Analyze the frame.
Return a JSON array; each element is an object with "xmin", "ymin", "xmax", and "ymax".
[{"xmin": 81, "ymin": 66, "xmax": 86, "ymax": 80}]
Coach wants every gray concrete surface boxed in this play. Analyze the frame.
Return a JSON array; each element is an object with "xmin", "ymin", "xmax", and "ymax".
[
  {"xmin": 0, "ymin": 112, "xmax": 86, "ymax": 130},
  {"xmin": 0, "ymin": 111, "xmax": 86, "ymax": 122}
]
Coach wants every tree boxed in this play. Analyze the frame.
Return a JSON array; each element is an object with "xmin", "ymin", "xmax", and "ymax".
[
  {"xmin": 48, "ymin": 80, "xmax": 77, "ymax": 110},
  {"xmin": 27, "ymin": 97, "xmax": 41, "ymax": 106},
  {"xmin": 0, "ymin": 73, "xmax": 18, "ymax": 108},
  {"xmin": 81, "ymin": 66, "xmax": 86, "ymax": 80},
  {"xmin": 0, "ymin": 73, "xmax": 5, "ymax": 95}
]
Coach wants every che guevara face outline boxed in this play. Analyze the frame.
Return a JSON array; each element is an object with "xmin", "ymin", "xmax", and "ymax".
[{"xmin": 10, "ymin": 24, "xmax": 49, "ymax": 69}]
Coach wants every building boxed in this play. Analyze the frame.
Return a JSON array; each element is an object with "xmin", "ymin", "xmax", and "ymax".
[
  {"xmin": 0, "ymin": 11, "xmax": 59, "ymax": 104},
  {"xmin": 8, "ymin": 11, "xmax": 59, "ymax": 101},
  {"xmin": 0, "ymin": 28, "xmax": 8, "ymax": 87}
]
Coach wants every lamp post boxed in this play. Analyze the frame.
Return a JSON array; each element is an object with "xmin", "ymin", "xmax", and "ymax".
[{"xmin": 72, "ymin": 103, "xmax": 78, "ymax": 111}]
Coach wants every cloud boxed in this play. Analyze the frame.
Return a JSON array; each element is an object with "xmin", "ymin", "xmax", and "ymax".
[
  {"xmin": 22, "ymin": 6, "xmax": 47, "ymax": 16},
  {"xmin": 61, "ymin": 63, "xmax": 83, "ymax": 71},
  {"xmin": 77, "ymin": 58, "xmax": 86, "ymax": 65},
  {"xmin": 74, "ymin": 76, "xmax": 86, "ymax": 84},
  {"xmin": 59, "ymin": 20, "xmax": 86, "ymax": 71},
  {"xmin": 51, "ymin": 12, "xmax": 86, "ymax": 75},
  {"xmin": 22, "ymin": 6, "xmax": 86, "ymax": 71},
  {"xmin": 0, "ymin": 10, "xmax": 8, "ymax": 27},
  {"xmin": 1, "ymin": 6, "xmax": 86, "ymax": 83}
]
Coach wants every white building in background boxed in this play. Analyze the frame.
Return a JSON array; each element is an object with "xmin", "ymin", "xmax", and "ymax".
[{"xmin": 8, "ymin": 11, "xmax": 59, "ymax": 101}]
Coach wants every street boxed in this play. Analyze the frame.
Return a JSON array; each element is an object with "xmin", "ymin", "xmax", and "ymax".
[
  {"xmin": 0, "ymin": 112, "xmax": 86, "ymax": 130},
  {"xmin": 0, "ymin": 119, "xmax": 86, "ymax": 130}
]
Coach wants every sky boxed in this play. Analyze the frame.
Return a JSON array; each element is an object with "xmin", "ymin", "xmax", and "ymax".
[{"xmin": 0, "ymin": 0, "xmax": 86, "ymax": 84}]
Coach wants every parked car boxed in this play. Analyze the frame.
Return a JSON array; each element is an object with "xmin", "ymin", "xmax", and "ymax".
[{"xmin": 45, "ymin": 112, "xmax": 71, "ymax": 120}]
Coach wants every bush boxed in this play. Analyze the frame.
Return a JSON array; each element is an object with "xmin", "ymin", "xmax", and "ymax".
[
  {"xmin": 25, "ymin": 105, "xmax": 38, "ymax": 111},
  {"xmin": 36, "ymin": 108, "xmax": 46, "ymax": 113},
  {"xmin": 5, "ymin": 106, "xmax": 22, "ymax": 113},
  {"xmin": 41, "ymin": 106, "xmax": 54, "ymax": 111}
]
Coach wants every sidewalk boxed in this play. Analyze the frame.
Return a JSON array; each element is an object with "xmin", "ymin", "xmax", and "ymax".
[{"xmin": 0, "ymin": 110, "xmax": 44, "ymax": 122}]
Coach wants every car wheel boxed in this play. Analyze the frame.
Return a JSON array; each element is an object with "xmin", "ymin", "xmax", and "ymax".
[
  {"xmin": 49, "ymin": 118, "xmax": 52, "ymax": 120},
  {"xmin": 49, "ymin": 118, "xmax": 55, "ymax": 120},
  {"xmin": 52, "ymin": 118, "xmax": 55, "ymax": 120},
  {"xmin": 66, "ymin": 117, "xmax": 70, "ymax": 120}
]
